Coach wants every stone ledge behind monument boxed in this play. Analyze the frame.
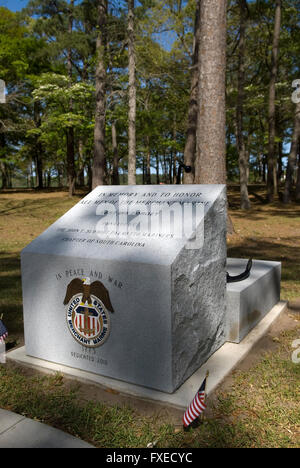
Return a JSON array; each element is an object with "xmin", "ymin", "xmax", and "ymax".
[{"xmin": 226, "ymin": 258, "xmax": 281, "ymax": 343}]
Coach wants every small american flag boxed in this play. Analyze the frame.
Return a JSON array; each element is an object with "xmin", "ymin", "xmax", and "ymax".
[
  {"xmin": 0, "ymin": 318, "xmax": 8, "ymax": 343},
  {"xmin": 183, "ymin": 375, "xmax": 208, "ymax": 427}
]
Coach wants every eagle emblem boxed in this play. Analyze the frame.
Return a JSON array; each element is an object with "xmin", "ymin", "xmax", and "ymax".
[{"xmin": 64, "ymin": 277, "xmax": 114, "ymax": 348}]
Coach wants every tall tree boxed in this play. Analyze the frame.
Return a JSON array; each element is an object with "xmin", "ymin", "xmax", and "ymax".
[
  {"xmin": 0, "ymin": 6, "xmax": 49, "ymax": 190},
  {"xmin": 267, "ymin": 0, "xmax": 281, "ymax": 202},
  {"xmin": 33, "ymin": 101, "xmax": 43, "ymax": 189},
  {"xmin": 127, "ymin": 0, "xmax": 137, "ymax": 185},
  {"xmin": 24, "ymin": 0, "xmax": 88, "ymax": 194},
  {"xmin": 284, "ymin": 101, "xmax": 300, "ymax": 203},
  {"xmin": 111, "ymin": 120, "xmax": 120, "ymax": 185},
  {"xmin": 194, "ymin": 0, "xmax": 227, "ymax": 184},
  {"xmin": 67, "ymin": 0, "xmax": 76, "ymax": 196},
  {"xmin": 296, "ymin": 142, "xmax": 300, "ymax": 202},
  {"xmin": 92, "ymin": 0, "xmax": 107, "ymax": 188},
  {"xmin": 236, "ymin": 0, "xmax": 251, "ymax": 209},
  {"xmin": 183, "ymin": 0, "xmax": 200, "ymax": 184}
]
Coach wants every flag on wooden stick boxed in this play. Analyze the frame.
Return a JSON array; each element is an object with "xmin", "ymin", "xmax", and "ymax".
[{"xmin": 183, "ymin": 372, "xmax": 208, "ymax": 427}]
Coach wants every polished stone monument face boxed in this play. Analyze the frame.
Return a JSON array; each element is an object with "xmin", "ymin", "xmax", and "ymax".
[{"xmin": 21, "ymin": 185, "xmax": 227, "ymax": 393}]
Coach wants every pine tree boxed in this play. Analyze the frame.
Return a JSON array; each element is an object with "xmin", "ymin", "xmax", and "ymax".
[
  {"xmin": 127, "ymin": 0, "xmax": 137, "ymax": 185},
  {"xmin": 195, "ymin": 0, "xmax": 227, "ymax": 184},
  {"xmin": 92, "ymin": 0, "xmax": 107, "ymax": 188},
  {"xmin": 267, "ymin": 0, "xmax": 281, "ymax": 202},
  {"xmin": 236, "ymin": 0, "xmax": 251, "ymax": 209},
  {"xmin": 284, "ymin": 101, "xmax": 300, "ymax": 202}
]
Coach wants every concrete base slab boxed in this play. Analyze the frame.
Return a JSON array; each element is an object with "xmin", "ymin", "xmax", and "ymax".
[
  {"xmin": 0, "ymin": 409, "xmax": 94, "ymax": 448},
  {"xmin": 6, "ymin": 301, "xmax": 287, "ymax": 411}
]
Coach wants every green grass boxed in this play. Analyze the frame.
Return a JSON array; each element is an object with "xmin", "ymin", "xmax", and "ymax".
[
  {"xmin": 0, "ymin": 188, "xmax": 299, "ymax": 448},
  {"xmin": 0, "ymin": 192, "xmax": 85, "ymax": 341},
  {"xmin": 228, "ymin": 185, "xmax": 300, "ymax": 301},
  {"xmin": 1, "ymin": 327, "xmax": 299, "ymax": 447}
]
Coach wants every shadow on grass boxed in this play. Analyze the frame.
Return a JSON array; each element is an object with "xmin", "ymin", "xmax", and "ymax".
[
  {"xmin": 0, "ymin": 362, "xmax": 295, "ymax": 448},
  {"xmin": 228, "ymin": 237, "xmax": 300, "ymax": 299},
  {"xmin": 0, "ymin": 196, "xmax": 82, "ymax": 216},
  {"xmin": 0, "ymin": 254, "xmax": 23, "ymax": 333},
  {"xmin": 228, "ymin": 184, "xmax": 300, "ymax": 215},
  {"xmin": 0, "ymin": 187, "xmax": 89, "ymax": 195},
  {"xmin": 231, "ymin": 207, "xmax": 300, "ymax": 221},
  {"xmin": 228, "ymin": 236, "xmax": 300, "ymax": 261}
]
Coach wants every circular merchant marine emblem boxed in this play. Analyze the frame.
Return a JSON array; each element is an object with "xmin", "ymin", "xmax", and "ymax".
[{"xmin": 63, "ymin": 277, "xmax": 114, "ymax": 348}]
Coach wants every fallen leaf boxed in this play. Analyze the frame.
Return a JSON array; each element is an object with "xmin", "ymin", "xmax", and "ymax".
[{"xmin": 105, "ymin": 388, "xmax": 119, "ymax": 395}]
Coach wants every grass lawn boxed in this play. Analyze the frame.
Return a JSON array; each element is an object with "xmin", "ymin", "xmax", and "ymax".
[{"xmin": 0, "ymin": 186, "xmax": 299, "ymax": 448}]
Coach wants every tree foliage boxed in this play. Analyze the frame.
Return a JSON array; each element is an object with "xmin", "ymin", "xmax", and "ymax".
[{"xmin": 0, "ymin": 0, "xmax": 299, "ymax": 201}]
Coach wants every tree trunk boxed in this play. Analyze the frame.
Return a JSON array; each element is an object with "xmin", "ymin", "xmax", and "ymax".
[
  {"xmin": 0, "ymin": 134, "xmax": 8, "ymax": 189},
  {"xmin": 77, "ymin": 139, "xmax": 85, "ymax": 186},
  {"xmin": 142, "ymin": 157, "xmax": 145, "ymax": 185},
  {"xmin": 263, "ymin": 156, "xmax": 267, "ymax": 183},
  {"xmin": 284, "ymin": 103, "xmax": 300, "ymax": 202},
  {"xmin": 194, "ymin": 0, "xmax": 227, "ymax": 184},
  {"xmin": 156, "ymin": 153, "xmax": 160, "ymax": 184},
  {"xmin": 236, "ymin": 0, "xmax": 251, "ymax": 210},
  {"xmin": 92, "ymin": 1, "xmax": 107, "ymax": 189},
  {"xmin": 57, "ymin": 165, "xmax": 62, "ymax": 188},
  {"xmin": 47, "ymin": 170, "xmax": 51, "ymax": 188},
  {"xmin": 34, "ymin": 102, "xmax": 43, "ymax": 189},
  {"xmin": 173, "ymin": 157, "xmax": 177, "ymax": 185},
  {"xmin": 8, "ymin": 166, "xmax": 12, "ymax": 188},
  {"xmin": 29, "ymin": 160, "xmax": 34, "ymax": 188},
  {"xmin": 67, "ymin": 128, "xmax": 75, "ymax": 195},
  {"xmin": 67, "ymin": 0, "xmax": 75, "ymax": 197},
  {"xmin": 0, "ymin": 162, "xmax": 8, "ymax": 189},
  {"xmin": 258, "ymin": 154, "xmax": 263, "ymax": 182},
  {"xmin": 183, "ymin": 0, "xmax": 200, "ymax": 184},
  {"xmin": 87, "ymin": 163, "xmax": 93, "ymax": 191},
  {"xmin": 112, "ymin": 121, "xmax": 120, "ymax": 185},
  {"xmin": 127, "ymin": 0, "xmax": 136, "ymax": 185},
  {"xmin": 146, "ymin": 136, "xmax": 151, "ymax": 184},
  {"xmin": 172, "ymin": 123, "xmax": 177, "ymax": 184},
  {"xmin": 162, "ymin": 153, "xmax": 168, "ymax": 183},
  {"xmin": 277, "ymin": 140, "xmax": 283, "ymax": 187},
  {"xmin": 35, "ymin": 148, "xmax": 43, "ymax": 190},
  {"xmin": 169, "ymin": 153, "xmax": 173, "ymax": 184},
  {"xmin": 267, "ymin": 0, "xmax": 281, "ymax": 202},
  {"xmin": 296, "ymin": 143, "xmax": 300, "ymax": 202}
]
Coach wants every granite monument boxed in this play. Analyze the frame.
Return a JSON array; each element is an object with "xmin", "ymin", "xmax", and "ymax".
[{"xmin": 21, "ymin": 185, "xmax": 227, "ymax": 393}]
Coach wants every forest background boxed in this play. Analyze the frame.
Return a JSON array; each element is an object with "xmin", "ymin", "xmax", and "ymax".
[{"xmin": 0, "ymin": 0, "xmax": 300, "ymax": 210}]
